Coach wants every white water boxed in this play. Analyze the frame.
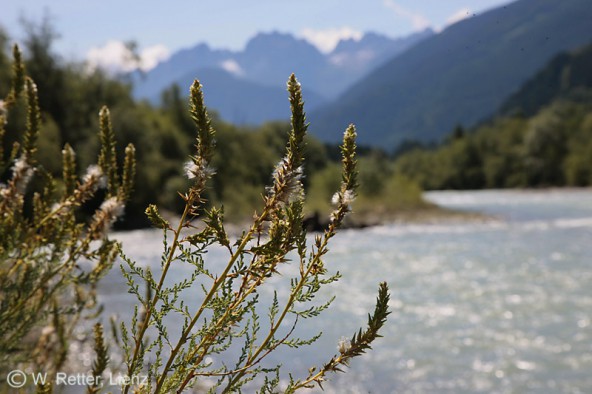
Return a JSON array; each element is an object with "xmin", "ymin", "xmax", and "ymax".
[{"xmin": 99, "ymin": 189, "xmax": 592, "ymax": 393}]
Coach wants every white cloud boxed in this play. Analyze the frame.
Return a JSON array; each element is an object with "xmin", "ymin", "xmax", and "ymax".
[
  {"xmin": 139, "ymin": 45, "xmax": 170, "ymax": 71},
  {"xmin": 86, "ymin": 40, "xmax": 134, "ymax": 74},
  {"xmin": 299, "ymin": 27, "xmax": 363, "ymax": 54},
  {"xmin": 446, "ymin": 8, "xmax": 472, "ymax": 26},
  {"xmin": 220, "ymin": 59, "xmax": 244, "ymax": 77},
  {"xmin": 383, "ymin": 0, "xmax": 431, "ymax": 31},
  {"xmin": 86, "ymin": 40, "xmax": 170, "ymax": 74},
  {"xmin": 432, "ymin": 8, "xmax": 473, "ymax": 33}
]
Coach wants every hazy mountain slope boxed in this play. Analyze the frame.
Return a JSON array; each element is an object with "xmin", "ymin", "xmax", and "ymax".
[
  {"xmin": 326, "ymin": 29, "xmax": 433, "ymax": 97},
  {"xmin": 237, "ymin": 32, "xmax": 328, "ymax": 93},
  {"xmin": 310, "ymin": 0, "xmax": 592, "ymax": 148},
  {"xmin": 170, "ymin": 68, "xmax": 326, "ymax": 125},
  {"xmin": 499, "ymin": 43, "xmax": 592, "ymax": 117},
  {"xmin": 329, "ymin": 30, "xmax": 432, "ymax": 74},
  {"xmin": 131, "ymin": 43, "xmax": 232, "ymax": 101}
]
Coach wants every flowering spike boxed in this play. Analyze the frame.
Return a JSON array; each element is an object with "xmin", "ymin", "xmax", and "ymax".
[
  {"xmin": 23, "ymin": 78, "xmax": 40, "ymax": 163},
  {"xmin": 62, "ymin": 144, "xmax": 77, "ymax": 195},
  {"xmin": 287, "ymin": 74, "xmax": 307, "ymax": 171},
  {"xmin": 98, "ymin": 106, "xmax": 119, "ymax": 197},
  {"xmin": 89, "ymin": 323, "xmax": 109, "ymax": 393},
  {"xmin": 266, "ymin": 75, "xmax": 309, "ymax": 211},
  {"xmin": 340, "ymin": 124, "xmax": 358, "ymax": 193},
  {"xmin": 145, "ymin": 204, "xmax": 169, "ymax": 230},
  {"xmin": 189, "ymin": 80, "xmax": 216, "ymax": 164},
  {"xmin": 329, "ymin": 124, "xmax": 359, "ymax": 226},
  {"xmin": 5, "ymin": 44, "xmax": 26, "ymax": 108},
  {"xmin": 0, "ymin": 124, "xmax": 5, "ymax": 171},
  {"xmin": 120, "ymin": 144, "xmax": 136, "ymax": 201}
]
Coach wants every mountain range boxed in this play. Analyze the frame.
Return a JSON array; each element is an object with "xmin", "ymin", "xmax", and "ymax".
[
  {"xmin": 310, "ymin": 0, "xmax": 592, "ymax": 148},
  {"xmin": 132, "ymin": 0, "xmax": 592, "ymax": 149},
  {"xmin": 130, "ymin": 29, "xmax": 433, "ymax": 124}
]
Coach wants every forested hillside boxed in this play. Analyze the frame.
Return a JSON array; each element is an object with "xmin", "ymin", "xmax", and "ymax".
[
  {"xmin": 394, "ymin": 43, "xmax": 592, "ymax": 189},
  {"xmin": 311, "ymin": 0, "xmax": 592, "ymax": 149},
  {"xmin": 500, "ymin": 43, "xmax": 592, "ymax": 117}
]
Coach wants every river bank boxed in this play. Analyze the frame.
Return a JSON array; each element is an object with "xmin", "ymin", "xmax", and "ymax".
[{"xmin": 154, "ymin": 202, "xmax": 492, "ymax": 237}]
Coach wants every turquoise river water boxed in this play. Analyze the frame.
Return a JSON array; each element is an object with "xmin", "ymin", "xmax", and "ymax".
[{"xmin": 95, "ymin": 189, "xmax": 592, "ymax": 393}]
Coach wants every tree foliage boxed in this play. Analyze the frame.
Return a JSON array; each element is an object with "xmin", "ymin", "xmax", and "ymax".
[{"xmin": 395, "ymin": 99, "xmax": 592, "ymax": 189}]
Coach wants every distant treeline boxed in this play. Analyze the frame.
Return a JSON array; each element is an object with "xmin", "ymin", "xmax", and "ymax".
[
  {"xmin": 0, "ymin": 22, "xmax": 426, "ymax": 228},
  {"xmin": 394, "ymin": 99, "xmax": 592, "ymax": 190}
]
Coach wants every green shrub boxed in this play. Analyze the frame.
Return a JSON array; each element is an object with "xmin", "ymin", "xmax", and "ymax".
[{"xmin": 118, "ymin": 75, "xmax": 389, "ymax": 393}]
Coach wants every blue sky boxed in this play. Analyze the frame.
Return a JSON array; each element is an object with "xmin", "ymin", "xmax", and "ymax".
[{"xmin": 2, "ymin": 0, "xmax": 513, "ymax": 70}]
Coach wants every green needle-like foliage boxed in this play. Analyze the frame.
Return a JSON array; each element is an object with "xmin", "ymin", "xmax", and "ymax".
[
  {"xmin": 285, "ymin": 282, "xmax": 391, "ymax": 391},
  {"xmin": 87, "ymin": 323, "xmax": 110, "ymax": 394},
  {"xmin": 23, "ymin": 77, "xmax": 40, "ymax": 161},
  {"xmin": 62, "ymin": 143, "xmax": 77, "ymax": 195},
  {"xmin": 5, "ymin": 44, "xmax": 25, "ymax": 107},
  {"xmin": 98, "ymin": 106, "xmax": 120, "ymax": 197},
  {"xmin": 189, "ymin": 80, "xmax": 216, "ymax": 164}
]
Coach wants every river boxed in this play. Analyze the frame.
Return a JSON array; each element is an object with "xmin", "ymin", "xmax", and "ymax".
[{"xmin": 97, "ymin": 189, "xmax": 592, "ymax": 393}]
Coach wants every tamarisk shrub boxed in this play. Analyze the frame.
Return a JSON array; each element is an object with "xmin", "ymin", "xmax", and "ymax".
[{"xmin": 117, "ymin": 74, "xmax": 389, "ymax": 393}]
